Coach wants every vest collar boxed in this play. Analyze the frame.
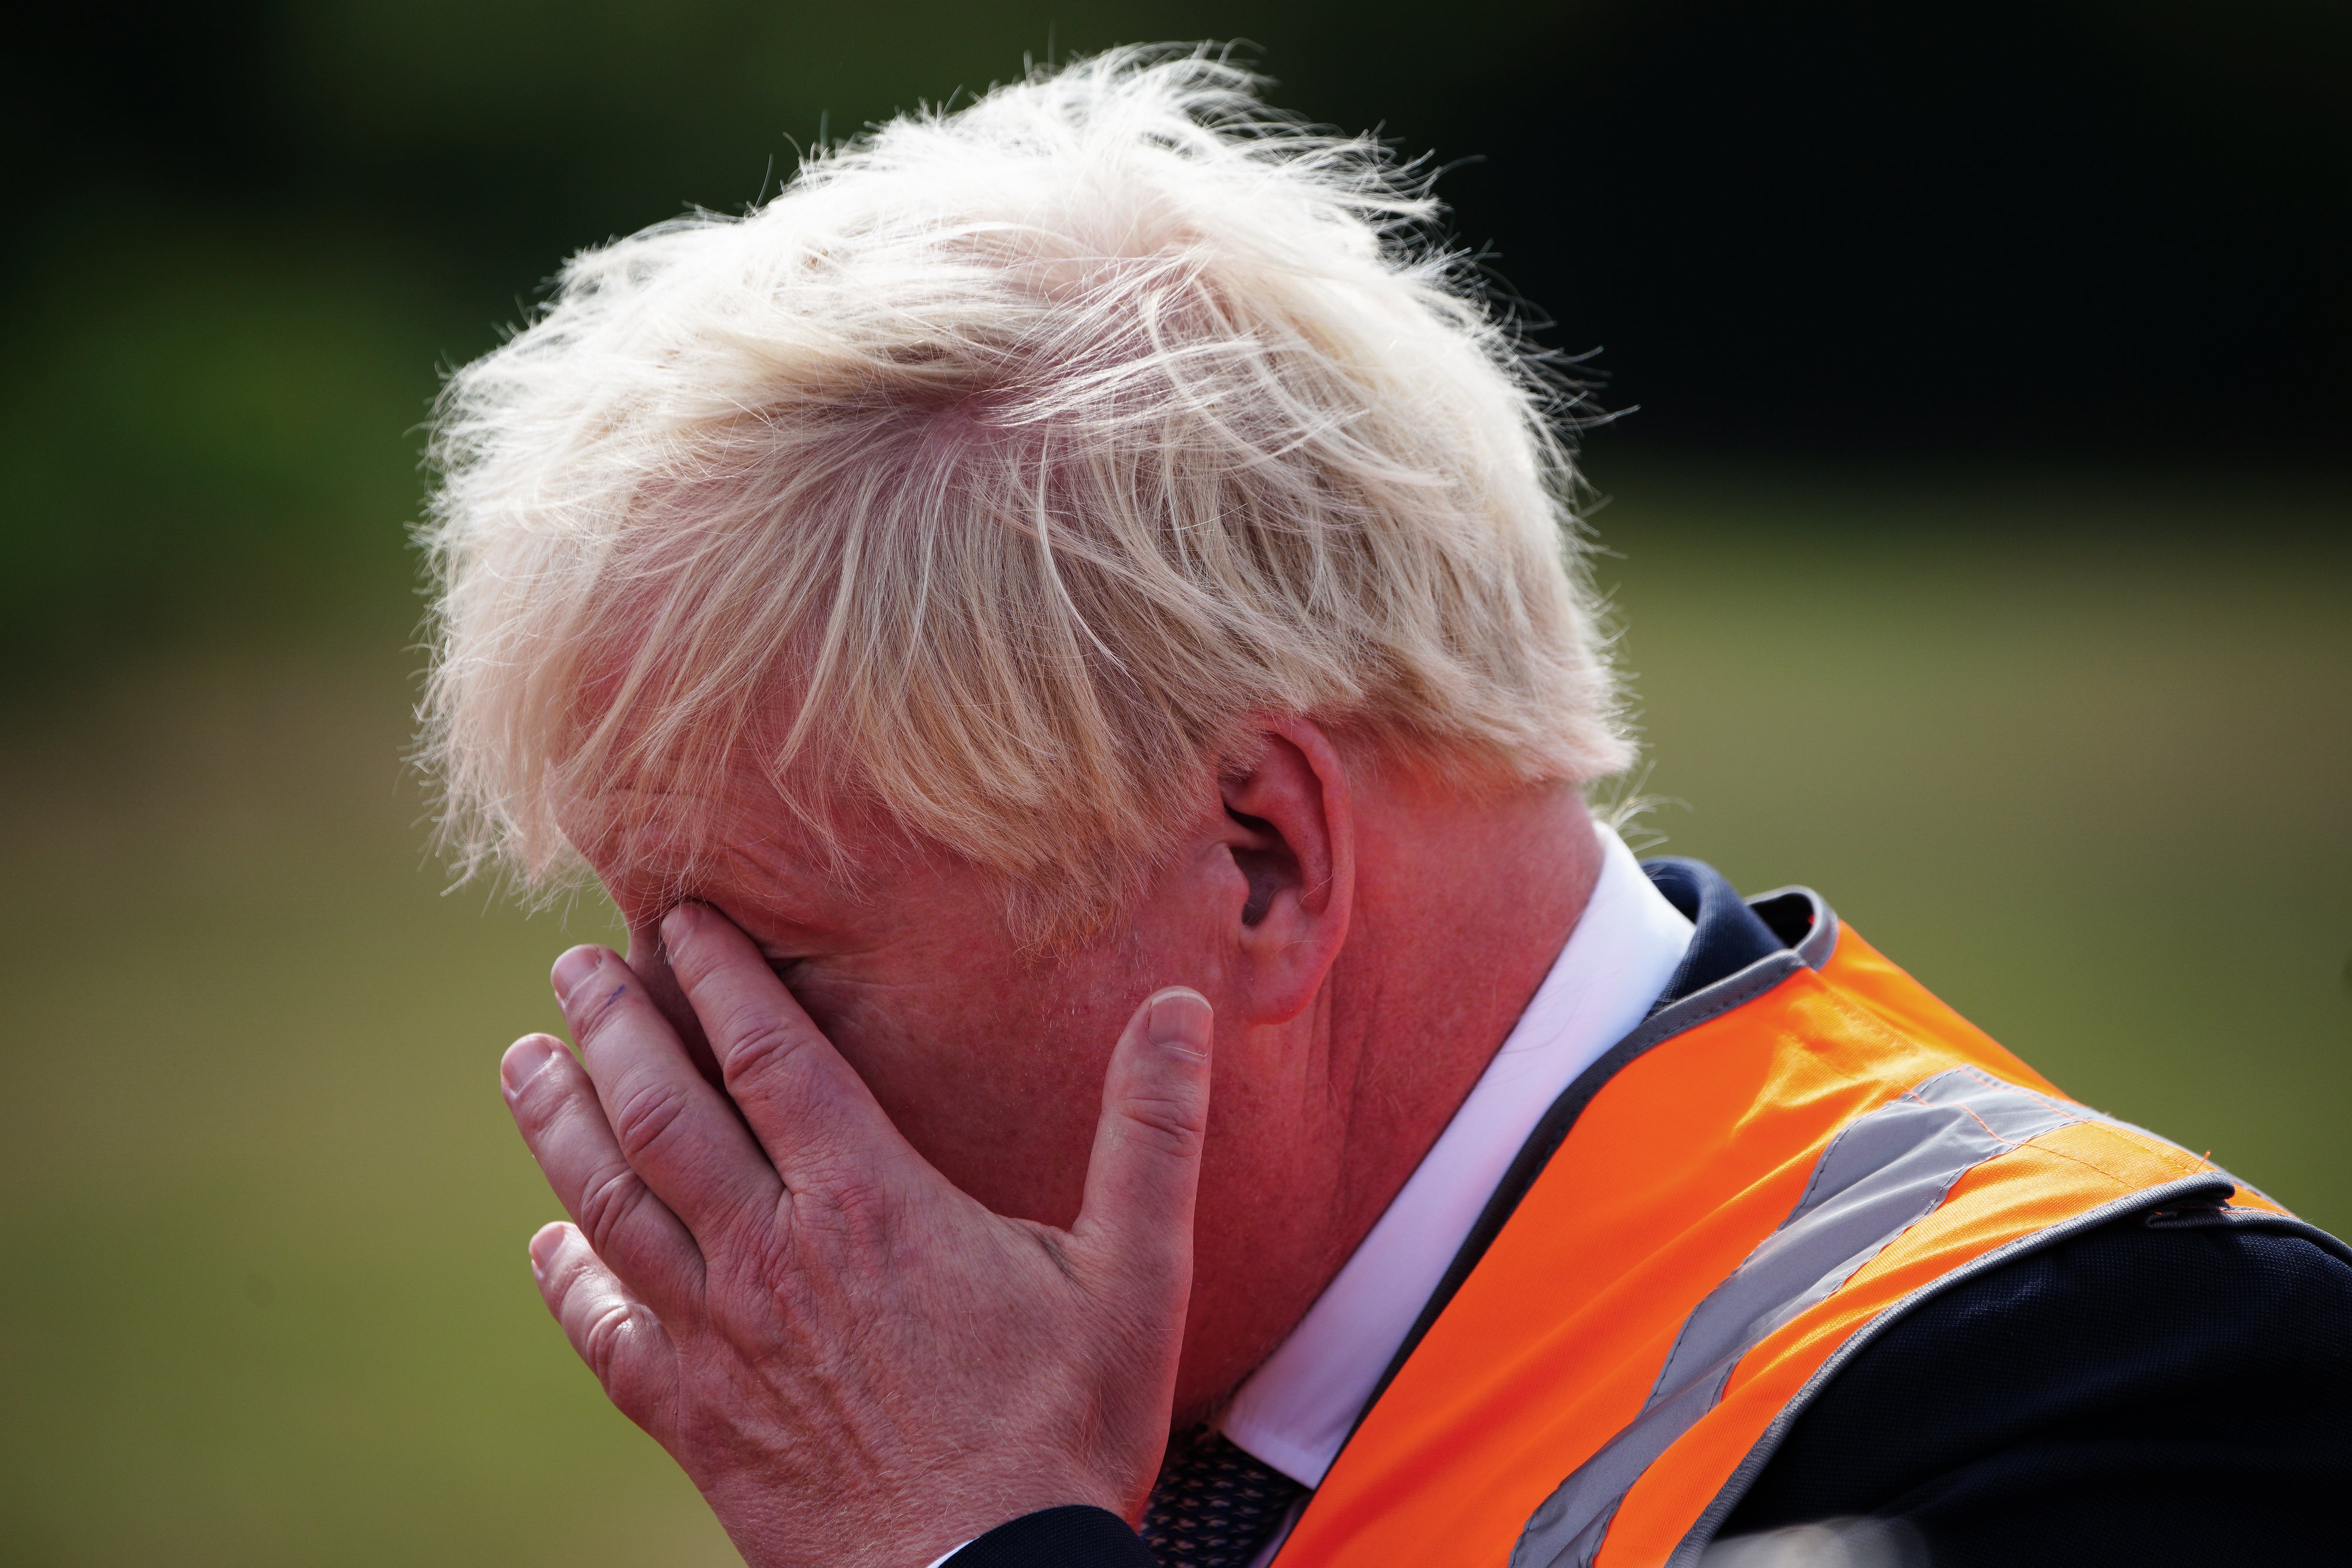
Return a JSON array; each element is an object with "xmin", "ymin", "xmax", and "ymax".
[
  {"xmin": 1340, "ymin": 860, "xmax": 1840, "ymax": 1449},
  {"xmin": 1645, "ymin": 857, "xmax": 1839, "ymax": 1006}
]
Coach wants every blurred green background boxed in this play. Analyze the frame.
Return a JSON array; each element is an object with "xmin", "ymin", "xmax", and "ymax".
[{"xmin": 2, "ymin": 4, "xmax": 2346, "ymax": 1564}]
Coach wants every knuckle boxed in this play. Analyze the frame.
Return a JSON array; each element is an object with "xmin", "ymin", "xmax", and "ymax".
[
  {"xmin": 1117, "ymin": 1089, "xmax": 1208, "ymax": 1158},
  {"xmin": 508, "ymin": 1061, "xmax": 570, "ymax": 1132},
  {"xmin": 608, "ymin": 1075, "xmax": 692, "ymax": 1165},
  {"xmin": 578, "ymin": 1295, "xmax": 644, "ymax": 1388},
  {"xmin": 709, "ymin": 1224, "xmax": 808, "ymax": 1310},
  {"xmin": 718, "ymin": 1011, "xmax": 809, "ymax": 1090},
  {"xmin": 784, "ymin": 1163, "xmax": 893, "ymax": 1253},
  {"xmin": 577, "ymin": 1157, "xmax": 655, "ymax": 1255},
  {"xmin": 818, "ymin": 1165, "xmax": 891, "ymax": 1232}
]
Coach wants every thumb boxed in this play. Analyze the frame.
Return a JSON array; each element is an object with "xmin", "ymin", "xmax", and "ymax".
[{"xmin": 1072, "ymin": 987, "xmax": 1214, "ymax": 1295}]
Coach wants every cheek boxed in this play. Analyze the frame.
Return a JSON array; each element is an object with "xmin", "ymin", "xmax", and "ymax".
[{"xmin": 798, "ymin": 967, "xmax": 1120, "ymax": 1228}]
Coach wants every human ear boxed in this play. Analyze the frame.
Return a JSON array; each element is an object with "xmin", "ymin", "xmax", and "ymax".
[{"xmin": 1215, "ymin": 717, "xmax": 1355, "ymax": 1027}]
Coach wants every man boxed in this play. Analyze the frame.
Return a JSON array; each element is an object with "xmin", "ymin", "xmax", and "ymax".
[{"xmin": 422, "ymin": 48, "xmax": 2350, "ymax": 1568}]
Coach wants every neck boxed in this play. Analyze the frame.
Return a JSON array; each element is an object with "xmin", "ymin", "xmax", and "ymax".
[
  {"xmin": 1180, "ymin": 780, "xmax": 1603, "ymax": 1424},
  {"xmin": 1324, "ymin": 780, "xmax": 1605, "ymax": 1247}
]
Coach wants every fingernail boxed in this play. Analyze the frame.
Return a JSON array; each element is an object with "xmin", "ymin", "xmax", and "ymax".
[
  {"xmin": 502, "ymin": 1035, "xmax": 562, "ymax": 1098},
  {"xmin": 528, "ymin": 1222, "xmax": 565, "ymax": 1279},
  {"xmin": 1147, "ymin": 989, "xmax": 1213, "ymax": 1060},
  {"xmin": 550, "ymin": 945, "xmax": 604, "ymax": 1002},
  {"xmin": 660, "ymin": 903, "xmax": 701, "ymax": 948}
]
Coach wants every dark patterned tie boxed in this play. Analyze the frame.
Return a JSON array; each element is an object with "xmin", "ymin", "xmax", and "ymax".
[{"xmin": 1140, "ymin": 1430, "xmax": 1309, "ymax": 1567}]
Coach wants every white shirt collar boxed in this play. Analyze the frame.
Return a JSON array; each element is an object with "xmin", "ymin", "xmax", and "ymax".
[{"xmin": 1215, "ymin": 819, "xmax": 1696, "ymax": 1487}]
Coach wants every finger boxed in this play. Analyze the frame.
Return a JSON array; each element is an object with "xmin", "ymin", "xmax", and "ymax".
[
  {"xmin": 1071, "ymin": 988, "xmax": 1213, "ymax": 1298},
  {"xmin": 503, "ymin": 1032, "xmax": 704, "ymax": 1310},
  {"xmin": 660, "ymin": 902, "xmax": 917, "ymax": 1190},
  {"xmin": 552, "ymin": 944, "xmax": 785, "ymax": 1240},
  {"xmin": 620, "ymin": 916, "xmax": 724, "ymax": 1086},
  {"xmin": 530, "ymin": 1221, "xmax": 681, "ymax": 1447}
]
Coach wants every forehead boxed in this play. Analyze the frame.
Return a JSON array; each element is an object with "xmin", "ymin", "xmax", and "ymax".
[{"xmin": 560, "ymin": 766, "xmax": 975, "ymax": 937}]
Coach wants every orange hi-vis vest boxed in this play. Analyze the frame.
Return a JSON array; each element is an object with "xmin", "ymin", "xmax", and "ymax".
[{"xmin": 1271, "ymin": 887, "xmax": 2294, "ymax": 1568}]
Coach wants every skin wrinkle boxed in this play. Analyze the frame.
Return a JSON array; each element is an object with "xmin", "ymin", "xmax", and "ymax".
[
  {"xmin": 567, "ymin": 716, "xmax": 1600, "ymax": 1430},
  {"xmin": 456, "ymin": 60, "xmax": 1651, "ymax": 1563},
  {"xmin": 506, "ymin": 714, "xmax": 1605, "ymax": 1564}
]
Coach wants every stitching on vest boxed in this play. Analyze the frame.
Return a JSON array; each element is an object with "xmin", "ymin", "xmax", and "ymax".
[
  {"xmin": 1785, "ymin": 1123, "xmax": 1850, "ymax": 1221},
  {"xmin": 1642, "ymin": 1278, "xmax": 1716, "ymax": 1412},
  {"xmin": 2033, "ymin": 1134, "xmax": 2201, "ymax": 1192},
  {"xmin": 1923, "ymin": 1069, "xmax": 2220, "ymax": 1227},
  {"xmin": 1994, "ymin": 1094, "xmax": 2211, "ymax": 1192},
  {"xmin": 1947, "ymin": 1097, "xmax": 2037, "ymax": 1151},
  {"xmin": 1782, "ymin": 1066, "xmax": 2026, "ymax": 1228},
  {"xmin": 1787, "ymin": 1001, "xmax": 2201, "ymax": 1196}
]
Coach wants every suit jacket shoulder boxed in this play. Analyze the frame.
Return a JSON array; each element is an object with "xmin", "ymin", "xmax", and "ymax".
[{"xmin": 1722, "ymin": 1205, "xmax": 2352, "ymax": 1565}]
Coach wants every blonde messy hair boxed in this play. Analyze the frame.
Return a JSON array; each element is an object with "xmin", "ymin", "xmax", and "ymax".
[{"xmin": 420, "ymin": 45, "xmax": 1634, "ymax": 942}]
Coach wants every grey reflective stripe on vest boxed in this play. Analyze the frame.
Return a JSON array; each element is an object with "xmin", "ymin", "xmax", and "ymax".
[
  {"xmin": 1661, "ymin": 1170, "xmax": 2244, "ymax": 1567},
  {"xmin": 1509, "ymin": 1068, "xmax": 2083, "ymax": 1568}
]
